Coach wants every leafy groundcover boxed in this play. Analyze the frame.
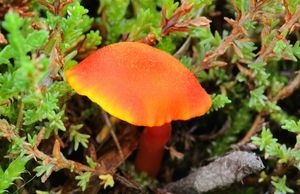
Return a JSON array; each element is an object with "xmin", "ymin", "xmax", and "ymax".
[{"xmin": 0, "ymin": 0, "xmax": 300, "ymax": 193}]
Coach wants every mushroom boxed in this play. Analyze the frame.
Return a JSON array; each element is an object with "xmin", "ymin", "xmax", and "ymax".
[{"xmin": 65, "ymin": 42, "xmax": 211, "ymax": 177}]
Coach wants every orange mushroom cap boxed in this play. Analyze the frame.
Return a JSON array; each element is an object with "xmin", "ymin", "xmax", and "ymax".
[{"xmin": 65, "ymin": 42, "xmax": 211, "ymax": 127}]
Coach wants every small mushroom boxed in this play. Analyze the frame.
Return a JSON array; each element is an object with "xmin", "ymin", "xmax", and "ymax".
[{"xmin": 65, "ymin": 42, "xmax": 211, "ymax": 177}]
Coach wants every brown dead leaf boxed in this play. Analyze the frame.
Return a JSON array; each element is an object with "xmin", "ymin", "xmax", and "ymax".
[
  {"xmin": 0, "ymin": 119, "xmax": 14, "ymax": 142},
  {"xmin": 114, "ymin": 174, "xmax": 142, "ymax": 191},
  {"xmin": 49, "ymin": 43, "xmax": 64, "ymax": 77},
  {"xmin": 137, "ymin": 32, "xmax": 157, "ymax": 45},
  {"xmin": 290, "ymin": 23, "xmax": 300, "ymax": 33},
  {"xmin": 97, "ymin": 126, "xmax": 138, "ymax": 173},
  {"xmin": 52, "ymin": 139, "xmax": 62, "ymax": 160},
  {"xmin": 189, "ymin": 17, "xmax": 211, "ymax": 28},
  {"xmin": 39, "ymin": 42, "xmax": 64, "ymax": 91},
  {"xmin": 283, "ymin": 0, "xmax": 292, "ymax": 23},
  {"xmin": 96, "ymin": 116, "xmax": 120, "ymax": 144},
  {"xmin": 224, "ymin": 17, "xmax": 248, "ymax": 35},
  {"xmin": 161, "ymin": 2, "xmax": 194, "ymax": 36},
  {"xmin": 0, "ymin": 0, "xmax": 34, "ymax": 19},
  {"xmin": 35, "ymin": 127, "xmax": 46, "ymax": 148},
  {"xmin": 168, "ymin": 146, "xmax": 184, "ymax": 160},
  {"xmin": 0, "ymin": 31, "xmax": 7, "ymax": 44},
  {"xmin": 237, "ymin": 63, "xmax": 253, "ymax": 77},
  {"xmin": 172, "ymin": 2, "xmax": 194, "ymax": 20},
  {"xmin": 232, "ymin": 42, "xmax": 244, "ymax": 59},
  {"xmin": 195, "ymin": 60, "xmax": 227, "ymax": 72}
]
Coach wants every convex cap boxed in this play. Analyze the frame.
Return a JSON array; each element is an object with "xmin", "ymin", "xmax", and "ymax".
[{"xmin": 66, "ymin": 42, "xmax": 211, "ymax": 127}]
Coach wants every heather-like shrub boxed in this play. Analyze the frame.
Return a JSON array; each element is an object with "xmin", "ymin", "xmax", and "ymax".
[{"xmin": 0, "ymin": 0, "xmax": 299, "ymax": 193}]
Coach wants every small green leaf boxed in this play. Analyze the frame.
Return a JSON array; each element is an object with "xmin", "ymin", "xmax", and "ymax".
[
  {"xmin": 34, "ymin": 162, "xmax": 55, "ymax": 178},
  {"xmin": 86, "ymin": 156, "xmax": 97, "ymax": 169},
  {"xmin": 157, "ymin": 36, "xmax": 176, "ymax": 53},
  {"xmin": 271, "ymin": 176, "xmax": 294, "ymax": 194},
  {"xmin": 162, "ymin": 0, "xmax": 179, "ymax": 19},
  {"xmin": 249, "ymin": 87, "xmax": 267, "ymax": 111},
  {"xmin": 273, "ymin": 40, "xmax": 287, "ymax": 57},
  {"xmin": 76, "ymin": 172, "xmax": 91, "ymax": 191},
  {"xmin": 0, "ymin": 156, "xmax": 29, "ymax": 192},
  {"xmin": 292, "ymin": 41, "xmax": 300, "ymax": 59},
  {"xmin": 233, "ymin": 0, "xmax": 250, "ymax": 14},
  {"xmin": 69, "ymin": 124, "xmax": 90, "ymax": 151},
  {"xmin": 252, "ymin": 127, "xmax": 277, "ymax": 151},
  {"xmin": 209, "ymin": 93, "xmax": 231, "ymax": 112},
  {"xmin": 2, "ymin": 11, "xmax": 24, "ymax": 32},
  {"xmin": 25, "ymin": 30, "xmax": 49, "ymax": 51},
  {"xmin": 282, "ymin": 120, "xmax": 300, "ymax": 133},
  {"xmin": 84, "ymin": 30, "xmax": 102, "ymax": 49}
]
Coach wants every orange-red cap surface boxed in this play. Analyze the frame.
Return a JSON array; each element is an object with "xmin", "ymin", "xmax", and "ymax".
[{"xmin": 65, "ymin": 42, "xmax": 211, "ymax": 127}]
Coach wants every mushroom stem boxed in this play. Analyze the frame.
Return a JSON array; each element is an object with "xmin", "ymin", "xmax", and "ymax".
[{"xmin": 134, "ymin": 123, "xmax": 172, "ymax": 177}]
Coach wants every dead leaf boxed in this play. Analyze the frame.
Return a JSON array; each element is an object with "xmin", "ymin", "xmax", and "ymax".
[
  {"xmin": 49, "ymin": 43, "xmax": 64, "ymax": 78},
  {"xmin": 114, "ymin": 174, "xmax": 142, "ymax": 191},
  {"xmin": 237, "ymin": 63, "xmax": 254, "ymax": 77},
  {"xmin": 96, "ymin": 116, "xmax": 120, "ymax": 144},
  {"xmin": 99, "ymin": 174, "xmax": 114, "ymax": 189},
  {"xmin": 161, "ymin": 2, "xmax": 194, "ymax": 36},
  {"xmin": 168, "ymin": 146, "xmax": 184, "ymax": 160},
  {"xmin": 189, "ymin": 17, "xmax": 211, "ymax": 28},
  {"xmin": 283, "ymin": 0, "xmax": 292, "ymax": 23},
  {"xmin": 232, "ymin": 42, "xmax": 244, "ymax": 59},
  {"xmin": 0, "ymin": 31, "xmax": 7, "ymax": 44},
  {"xmin": 97, "ymin": 126, "xmax": 138, "ymax": 173}
]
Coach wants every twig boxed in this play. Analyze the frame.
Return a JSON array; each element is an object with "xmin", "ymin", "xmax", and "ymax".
[
  {"xmin": 239, "ymin": 71, "xmax": 300, "ymax": 145},
  {"xmin": 174, "ymin": 36, "xmax": 192, "ymax": 58},
  {"xmin": 238, "ymin": 6, "xmax": 300, "ymax": 144},
  {"xmin": 240, "ymin": 61, "xmax": 300, "ymax": 144},
  {"xmin": 198, "ymin": 117, "xmax": 230, "ymax": 140},
  {"xmin": 35, "ymin": 0, "xmax": 75, "ymax": 16},
  {"xmin": 0, "ymin": 0, "xmax": 34, "ymax": 18},
  {"xmin": 101, "ymin": 109, "xmax": 124, "ymax": 160},
  {"xmin": 239, "ymin": 114, "xmax": 264, "ymax": 144},
  {"xmin": 196, "ymin": 2, "xmax": 300, "ymax": 72},
  {"xmin": 0, "ymin": 119, "xmax": 107, "ymax": 182},
  {"xmin": 239, "ymin": 71, "xmax": 300, "ymax": 143},
  {"xmin": 255, "ymin": 6, "xmax": 300, "ymax": 63},
  {"xmin": 0, "ymin": 99, "xmax": 11, "ymax": 106},
  {"xmin": 35, "ymin": 0, "xmax": 54, "ymax": 13},
  {"xmin": 195, "ymin": 4, "xmax": 257, "ymax": 71},
  {"xmin": 173, "ymin": 7, "xmax": 204, "ymax": 58},
  {"xmin": 16, "ymin": 102, "xmax": 24, "ymax": 129},
  {"xmin": 138, "ymin": 3, "xmax": 210, "ymax": 45},
  {"xmin": 273, "ymin": 71, "xmax": 300, "ymax": 101},
  {"xmin": 163, "ymin": 151, "xmax": 264, "ymax": 194}
]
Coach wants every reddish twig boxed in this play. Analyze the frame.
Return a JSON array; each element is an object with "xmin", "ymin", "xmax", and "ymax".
[
  {"xmin": 282, "ymin": 0, "xmax": 292, "ymax": 23},
  {"xmin": 239, "ymin": 114, "xmax": 264, "ymax": 144},
  {"xmin": 138, "ymin": 2, "xmax": 210, "ymax": 45},
  {"xmin": 199, "ymin": 118, "xmax": 231, "ymax": 141},
  {"xmin": 101, "ymin": 110, "xmax": 124, "ymax": 160},
  {"xmin": 0, "ymin": 0, "xmax": 34, "ymax": 18},
  {"xmin": 239, "ymin": 71, "xmax": 300, "ymax": 145},
  {"xmin": 273, "ymin": 71, "xmax": 300, "ymax": 102},
  {"xmin": 35, "ymin": 0, "xmax": 75, "ymax": 16},
  {"xmin": 194, "ymin": 0, "xmax": 264, "ymax": 72},
  {"xmin": 208, "ymin": 3, "xmax": 300, "ymax": 145},
  {"xmin": 255, "ymin": 5, "xmax": 300, "ymax": 63},
  {"xmin": 0, "ymin": 119, "xmax": 107, "ymax": 183},
  {"xmin": 174, "ymin": 6, "xmax": 205, "ymax": 58}
]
